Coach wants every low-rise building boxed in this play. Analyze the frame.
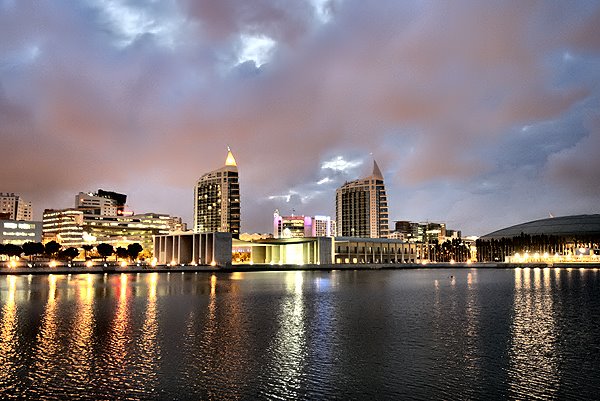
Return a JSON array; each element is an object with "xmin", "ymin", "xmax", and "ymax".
[
  {"xmin": 273, "ymin": 210, "xmax": 336, "ymax": 238},
  {"xmin": 0, "ymin": 193, "xmax": 32, "ymax": 221},
  {"xmin": 0, "ymin": 220, "xmax": 42, "ymax": 245}
]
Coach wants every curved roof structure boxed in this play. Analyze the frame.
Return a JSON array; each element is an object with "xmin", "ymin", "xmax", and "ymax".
[{"xmin": 481, "ymin": 214, "xmax": 600, "ymax": 240}]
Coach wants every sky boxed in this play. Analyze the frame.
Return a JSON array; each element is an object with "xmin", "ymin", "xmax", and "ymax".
[{"xmin": 1, "ymin": 0, "xmax": 599, "ymax": 236}]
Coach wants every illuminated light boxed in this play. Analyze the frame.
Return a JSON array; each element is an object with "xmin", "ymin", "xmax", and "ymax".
[
  {"xmin": 467, "ymin": 260, "xmax": 472, "ymax": 265},
  {"xmin": 225, "ymin": 146, "xmax": 237, "ymax": 166},
  {"xmin": 9, "ymin": 260, "xmax": 17, "ymax": 268},
  {"xmin": 86, "ymin": 260, "xmax": 93, "ymax": 268},
  {"xmin": 150, "ymin": 259, "xmax": 157, "ymax": 267},
  {"xmin": 515, "ymin": 253, "xmax": 520, "ymax": 259},
  {"xmin": 120, "ymin": 261, "xmax": 127, "ymax": 268},
  {"xmin": 49, "ymin": 260, "xmax": 57, "ymax": 268},
  {"xmin": 534, "ymin": 252, "xmax": 540, "ymax": 259},
  {"xmin": 210, "ymin": 260, "xmax": 217, "ymax": 267},
  {"xmin": 450, "ymin": 259, "xmax": 455, "ymax": 265},
  {"xmin": 170, "ymin": 260, "xmax": 176, "ymax": 267},
  {"xmin": 543, "ymin": 252, "xmax": 549, "ymax": 258},
  {"xmin": 422, "ymin": 260, "xmax": 428, "ymax": 265}
]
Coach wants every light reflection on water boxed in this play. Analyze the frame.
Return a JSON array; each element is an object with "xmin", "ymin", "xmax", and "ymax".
[
  {"xmin": 0, "ymin": 269, "xmax": 598, "ymax": 400},
  {"xmin": 509, "ymin": 268, "xmax": 559, "ymax": 399}
]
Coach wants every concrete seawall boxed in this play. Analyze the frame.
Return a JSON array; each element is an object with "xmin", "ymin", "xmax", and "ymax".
[{"xmin": 1, "ymin": 262, "xmax": 599, "ymax": 276}]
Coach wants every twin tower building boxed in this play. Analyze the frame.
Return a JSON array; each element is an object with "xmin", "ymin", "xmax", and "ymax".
[{"xmin": 193, "ymin": 148, "xmax": 389, "ymax": 239}]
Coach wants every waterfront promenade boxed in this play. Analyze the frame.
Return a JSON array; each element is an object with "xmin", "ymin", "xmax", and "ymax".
[{"xmin": 1, "ymin": 261, "xmax": 599, "ymax": 275}]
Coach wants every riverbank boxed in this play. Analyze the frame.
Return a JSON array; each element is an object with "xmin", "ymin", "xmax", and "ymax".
[{"xmin": 1, "ymin": 261, "xmax": 599, "ymax": 275}]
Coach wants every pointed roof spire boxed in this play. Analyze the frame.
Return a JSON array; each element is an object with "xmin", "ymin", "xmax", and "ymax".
[
  {"xmin": 225, "ymin": 146, "xmax": 237, "ymax": 167},
  {"xmin": 372, "ymin": 159, "xmax": 383, "ymax": 180}
]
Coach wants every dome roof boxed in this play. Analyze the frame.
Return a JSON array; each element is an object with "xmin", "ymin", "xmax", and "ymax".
[{"xmin": 481, "ymin": 214, "xmax": 600, "ymax": 240}]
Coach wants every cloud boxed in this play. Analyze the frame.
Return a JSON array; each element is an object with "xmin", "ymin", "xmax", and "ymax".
[{"xmin": 1, "ymin": 0, "xmax": 600, "ymax": 236}]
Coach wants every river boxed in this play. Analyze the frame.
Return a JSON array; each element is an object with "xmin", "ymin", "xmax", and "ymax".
[{"xmin": 0, "ymin": 268, "xmax": 598, "ymax": 400}]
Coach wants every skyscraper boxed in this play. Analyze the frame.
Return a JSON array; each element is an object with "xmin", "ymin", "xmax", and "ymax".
[
  {"xmin": 336, "ymin": 160, "xmax": 389, "ymax": 238},
  {"xmin": 194, "ymin": 147, "xmax": 240, "ymax": 238}
]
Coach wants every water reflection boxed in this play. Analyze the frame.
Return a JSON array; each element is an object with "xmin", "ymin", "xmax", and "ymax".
[
  {"xmin": 104, "ymin": 274, "xmax": 132, "ymax": 385},
  {"xmin": 65, "ymin": 275, "xmax": 96, "ymax": 390},
  {"xmin": 508, "ymin": 268, "xmax": 559, "ymax": 398},
  {"xmin": 0, "ymin": 276, "xmax": 19, "ymax": 390},
  {"xmin": 32, "ymin": 275, "xmax": 61, "ymax": 392},
  {"xmin": 264, "ymin": 271, "xmax": 307, "ymax": 398},
  {"xmin": 137, "ymin": 273, "xmax": 161, "ymax": 396}
]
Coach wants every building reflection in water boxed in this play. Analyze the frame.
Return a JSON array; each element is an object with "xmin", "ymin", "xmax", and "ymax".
[
  {"xmin": 464, "ymin": 270, "xmax": 481, "ymax": 385},
  {"xmin": 265, "ymin": 271, "xmax": 307, "ymax": 399},
  {"xmin": 66, "ymin": 274, "xmax": 96, "ymax": 388},
  {"xmin": 32, "ymin": 275, "xmax": 61, "ymax": 392},
  {"xmin": 0, "ymin": 276, "xmax": 19, "ymax": 388},
  {"xmin": 137, "ymin": 272, "xmax": 161, "ymax": 395},
  {"xmin": 508, "ymin": 268, "xmax": 559, "ymax": 398},
  {"xmin": 105, "ymin": 273, "xmax": 132, "ymax": 384}
]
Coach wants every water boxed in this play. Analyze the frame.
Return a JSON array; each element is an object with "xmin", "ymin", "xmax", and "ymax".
[{"xmin": 0, "ymin": 268, "xmax": 599, "ymax": 400}]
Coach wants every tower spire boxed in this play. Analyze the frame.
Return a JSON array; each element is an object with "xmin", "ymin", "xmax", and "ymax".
[
  {"xmin": 225, "ymin": 146, "xmax": 237, "ymax": 167},
  {"xmin": 372, "ymin": 159, "xmax": 383, "ymax": 180}
]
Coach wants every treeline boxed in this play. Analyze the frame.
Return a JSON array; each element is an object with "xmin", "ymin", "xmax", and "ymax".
[
  {"xmin": 0, "ymin": 241, "xmax": 144, "ymax": 263},
  {"xmin": 475, "ymin": 233, "xmax": 600, "ymax": 262},
  {"xmin": 426, "ymin": 238, "xmax": 471, "ymax": 262}
]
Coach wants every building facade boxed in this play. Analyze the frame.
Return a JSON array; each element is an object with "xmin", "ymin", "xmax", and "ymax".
[
  {"xmin": 335, "ymin": 160, "xmax": 389, "ymax": 238},
  {"xmin": 43, "ymin": 190, "xmax": 185, "ymax": 250},
  {"xmin": 194, "ymin": 147, "xmax": 240, "ymax": 238},
  {"xmin": 0, "ymin": 193, "xmax": 32, "ymax": 221},
  {"xmin": 273, "ymin": 210, "xmax": 336, "ymax": 238},
  {"xmin": 0, "ymin": 220, "xmax": 42, "ymax": 245}
]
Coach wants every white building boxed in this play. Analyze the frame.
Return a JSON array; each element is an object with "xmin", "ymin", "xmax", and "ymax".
[
  {"xmin": 194, "ymin": 147, "xmax": 240, "ymax": 238},
  {"xmin": 0, "ymin": 193, "xmax": 32, "ymax": 221},
  {"xmin": 0, "ymin": 220, "xmax": 42, "ymax": 245},
  {"xmin": 335, "ymin": 160, "xmax": 389, "ymax": 238},
  {"xmin": 273, "ymin": 211, "xmax": 336, "ymax": 238}
]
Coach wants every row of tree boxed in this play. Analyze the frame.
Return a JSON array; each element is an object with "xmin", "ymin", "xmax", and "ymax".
[
  {"xmin": 475, "ymin": 233, "xmax": 600, "ymax": 262},
  {"xmin": 0, "ymin": 241, "xmax": 144, "ymax": 263},
  {"xmin": 425, "ymin": 238, "xmax": 471, "ymax": 262}
]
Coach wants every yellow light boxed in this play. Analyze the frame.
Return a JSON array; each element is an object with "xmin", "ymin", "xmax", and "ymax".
[
  {"xmin": 49, "ymin": 260, "xmax": 57, "ymax": 268},
  {"xmin": 9, "ymin": 260, "xmax": 17, "ymax": 268},
  {"xmin": 210, "ymin": 260, "xmax": 217, "ymax": 267},
  {"xmin": 467, "ymin": 260, "xmax": 472, "ymax": 265},
  {"xmin": 120, "ymin": 261, "xmax": 127, "ymax": 268},
  {"xmin": 450, "ymin": 259, "xmax": 455, "ymax": 264},
  {"xmin": 86, "ymin": 260, "xmax": 93, "ymax": 268}
]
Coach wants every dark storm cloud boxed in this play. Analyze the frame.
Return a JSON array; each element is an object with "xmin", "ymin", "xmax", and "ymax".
[{"xmin": 1, "ymin": 0, "xmax": 599, "ymax": 234}]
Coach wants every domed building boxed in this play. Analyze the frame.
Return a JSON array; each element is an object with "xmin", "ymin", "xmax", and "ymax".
[{"xmin": 477, "ymin": 214, "xmax": 600, "ymax": 262}]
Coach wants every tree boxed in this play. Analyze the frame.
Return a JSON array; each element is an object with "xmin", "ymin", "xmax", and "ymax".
[
  {"xmin": 5, "ymin": 244, "xmax": 23, "ymax": 259},
  {"xmin": 22, "ymin": 242, "xmax": 38, "ymax": 261},
  {"xmin": 96, "ymin": 243, "xmax": 114, "ymax": 262},
  {"xmin": 127, "ymin": 243, "xmax": 143, "ymax": 262},
  {"xmin": 44, "ymin": 241, "xmax": 61, "ymax": 259},
  {"xmin": 82, "ymin": 244, "xmax": 94, "ymax": 260},
  {"xmin": 59, "ymin": 247, "xmax": 80, "ymax": 263},
  {"xmin": 115, "ymin": 247, "xmax": 129, "ymax": 261}
]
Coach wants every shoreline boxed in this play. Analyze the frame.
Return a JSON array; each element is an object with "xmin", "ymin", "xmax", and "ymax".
[{"xmin": 1, "ymin": 262, "xmax": 599, "ymax": 276}]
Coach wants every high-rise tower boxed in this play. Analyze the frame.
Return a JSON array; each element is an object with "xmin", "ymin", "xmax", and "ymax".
[
  {"xmin": 335, "ymin": 160, "xmax": 389, "ymax": 238},
  {"xmin": 194, "ymin": 147, "xmax": 240, "ymax": 238}
]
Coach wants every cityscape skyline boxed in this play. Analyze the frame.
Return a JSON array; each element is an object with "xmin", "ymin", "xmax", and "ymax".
[{"xmin": 1, "ymin": 1, "xmax": 600, "ymax": 236}]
